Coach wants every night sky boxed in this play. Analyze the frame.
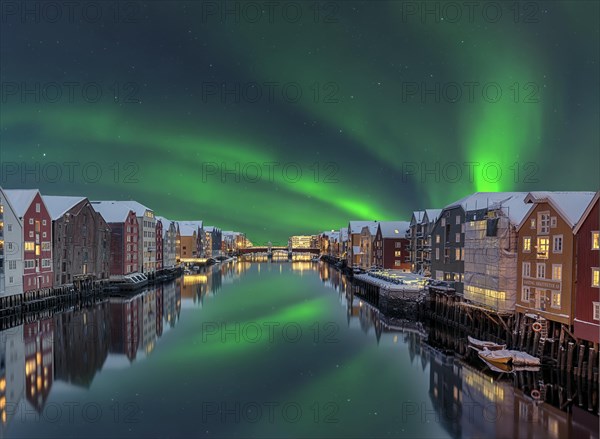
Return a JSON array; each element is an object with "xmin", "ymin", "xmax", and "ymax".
[{"xmin": 1, "ymin": 1, "xmax": 598, "ymax": 244}]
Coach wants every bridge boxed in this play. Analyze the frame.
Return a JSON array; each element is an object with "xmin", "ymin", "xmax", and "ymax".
[{"xmin": 238, "ymin": 246, "xmax": 320, "ymax": 255}]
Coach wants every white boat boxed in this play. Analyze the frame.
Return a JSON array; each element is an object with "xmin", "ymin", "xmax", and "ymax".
[
  {"xmin": 478, "ymin": 349, "xmax": 512, "ymax": 365},
  {"xmin": 478, "ymin": 348, "xmax": 541, "ymax": 367},
  {"xmin": 468, "ymin": 336, "xmax": 507, "ymax": 351}
]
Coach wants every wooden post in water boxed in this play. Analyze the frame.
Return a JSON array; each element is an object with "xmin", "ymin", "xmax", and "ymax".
[
  {"xmin": 567, "ymin": 342, "xmax": 575, "ymax": 372},
  {"xmin": 588, "ymin": 348, "xmax": 596, "ymax": 381},
  {"xmin": 577, "ymin": 344, "xmax": 585, "ymax": 377}
]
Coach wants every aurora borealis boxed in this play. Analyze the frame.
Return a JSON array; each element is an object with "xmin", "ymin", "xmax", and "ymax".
[{"xmin": 1, "ymin": 1, "xmax": 598, "ymax": 244}]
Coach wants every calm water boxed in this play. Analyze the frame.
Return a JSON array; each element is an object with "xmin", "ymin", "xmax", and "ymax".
[{"xmin": 0, "ymin": 261, "xmax": 598, "ymax": 438}]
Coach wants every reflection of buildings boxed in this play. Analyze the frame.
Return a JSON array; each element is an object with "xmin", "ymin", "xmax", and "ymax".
[
  {"xmin": 24, "ymin": 318, "xmax": 54, "ymax": 412},
  {"xmin": 138, "ymin": 288, "xmax": 157, "ymax": 356},
  {"xmin": 110, "ymin": 294, "xmax": 142, "ymax": 361},
  {"xmin": 53, "ymin": 301, "xmax": 110, "ymax": 388},
  {"xmin": 163, "ymin": 280, "xmax": 181, "ymax": 328},
  {"xmin": 0, "ymin": 324, "xmax": 25, "ymax": 430}
]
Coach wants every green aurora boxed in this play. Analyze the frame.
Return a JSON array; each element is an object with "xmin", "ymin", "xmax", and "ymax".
[{"xmin": 0, "ymin": 1, "xmax": 597, "ymax": 243}]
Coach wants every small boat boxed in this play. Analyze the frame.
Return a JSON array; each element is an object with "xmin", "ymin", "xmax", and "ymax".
[
  {"xmin": 468, "ymin": 336, "xmax": 507, "ymax": 351},
  {"xmin": 111, "ymin": 273, "xmax": 149, "ymax": 291},
  {"xmin": 478, "ymin": 349, "xmax": 512, "ymax": 365}
]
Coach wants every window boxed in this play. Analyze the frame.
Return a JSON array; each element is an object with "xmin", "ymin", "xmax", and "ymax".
[
  {"xmin": 594, "ymin": 302, "xmax": 600, "ymax": 321},
  {"xmin": 435, "ymin": 248, "xmax": 440, "ymax": 260},
  {"xmin": 35, "ymin": 203, "xmax": 40, "ymax": 213},
  {"xmin": 29, "ymin": 218, "xmax": 34, "ymax": 225},
  {"xmin": 521, "ymin": 286, "xmax": 531, "ymax": 302},
  {"xmin": 441, "ymin": 218, "xmax": 446, "ymax": 227},
  {"xmin": 41, "ymin": 259, "xmax": 51, "ymax": 268},
  {"xmin": 593, "ymin": 268, "xmax": 599, "ymax": 288},
  {"xmin": 24, "ymin": 260, "xmax": 35, "ymax": 269},
  {"xmin": 435, "ymin": 235, "xmax": 440, "ymax": 244},
  {"xmin": 551, "ymin": 292, "xmax": 561, "ymax": 308},
  {"xmin": 455, "ymin": 216, "xmax": 460, "ymax": 225},
  {"xmin": 394, "ymin": 260, "xmax": 402, "ymax": 266},
  {"xmin": 42, "ymin": 219, "xmax": 46, "ymax": 226},
  {"xmin": 42, "ymin": 242, "xmax": 51, "ymax": 251},
  {"xmin": 537, "ymin": 263, "xmax": 546, "ymax": 279},
  {"xmin": 592, "ymin": 231, "xmax": 599, "ymax": 250},
  {"xmin": 530, "ymin": 219, "xmax": 535, "ymax": 229},
  {"xmin": 537, "ymin": 237, "xmax": 549, "ymax": 259},
  {"xmin": 394, "ymin": 250, "xmax": 402, "ymax": 257},
  {"xmin": 552, "ymin": 264, "xmax": 562, "ymax": 281},
  {"xmin": 395, "ymin": 242, "xmax": 401, "ymax": 248},
  {"xmin": 553, "ymin": 235, "xmax": 563, "ymax": 253},
  {"xmin": 35, "ymin": 245, "xmax": 40, "ymax": 256},
  {"xmin": 42, "ymin": 232, "xmax": 47, "ymax": 238},
  {"xmin": 7, "ymin": 224, "xmax": 11, "ymax": 232},
  {"xmin": 455, "ymin": 233, "xmax": 460, "ymax": 243},
  {"xmin": 24, "ymin": 242, "xmax": 35, "ymax": 251},
  {"xmin": 522, "ymin": 262, "xmax": 531, "ymax": 278},
  {"xmin": 455, "ymin": 248, "xmax": 460, "ymax": 261},
  {"xmin": 538, "ymin": 212, "xmax": 550, "ymax": 234},
  {"xmin": 550, "ymin": 217, "xmax": 557, "ymax": 228},
  {"xmin": 8, "ymin": 260, "xmax": 16, "ymax": 270},
  {"xmin": 523, "ymin": 237, "xmax": 531, "ymax": 252}
]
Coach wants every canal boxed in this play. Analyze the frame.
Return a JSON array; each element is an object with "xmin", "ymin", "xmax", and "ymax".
[{"xmin": 1, "ymin": 261, "xmax": 598, "ymax": 438}]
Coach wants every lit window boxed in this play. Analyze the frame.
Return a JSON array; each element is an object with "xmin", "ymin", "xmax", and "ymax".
[
  {"xmin": 530, "ymin": 219, "xmax": 536, "ymax": 229},
  {"xmin": 552, "ymin": 264, "xmax": 562, "ymax": 281},
  {"xmin": 435, "ymin": 235, "xmax": 440, "ymax": 244},
  {"xmin": 523, "ymin": 237, "xmax": 531, "ymax": 252},
  {"xmin": 551, "ymin": 292, "xmax": 561, "ymax": 308},
  {"xmin": 455, "ymin": 248, "xmax": 460, "ymax": 261},
  {"xmin": 553, "ymin": 235, "xmax": 563, "ymax": 253},
  {"xmin": 537, "ymin": 237, "xmax": 549, "ymax": 259},
  {"xmin": 592, "ymin": 231, "xmax": 599, "ymax": 250},
  {"xmin": 24, "ymin": 242, "xmax": 35, "ymax": 251},
  {"xmin": 538, "ymin": 212, "xmax": 550, "ymax": 234},
  {"xmin": 594, "ymin": 302, "xmax": 600, "ymax": 321},
  {"xmin": 394, "ymin": 251, "xmax": 401, "ymax": 257},
  {"xmin": 537, "ymin": 263, "xmax": 546, "ymax": 279},
  {"xmin": 593, "ymin": 268, "xmax": 599, "ymax": 288}
]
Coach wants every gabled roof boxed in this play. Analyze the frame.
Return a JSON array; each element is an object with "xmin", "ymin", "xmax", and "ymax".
[
  {"xmin": 424, "ymin": 209, "xmax": 442, "ymax": 223},
  {"xmin": 42, "ymin": 196, "xmax": 87, "ymax": 220},
  {"xmin": 3, "ymin": 189, "xmax": 40, "ymax": 217},
  {"xmin": 177, "ymin": 221, "xmax": 203, "ymax": 236},
  {"xmin": 574, "ymin": 192, "xmax": 600, "ymax": 234},
  {"xmin": 378, "ymin": 221, "xmax": 410, "ymax": 238},
  {"xmin": 0, "ymin": 187, "xmax": 22, "ymax": 224},
  {"xmin": 521, "ymin": 191, "xmax": 597, "ymax": 229},
  {"xmin": 360, "ymin": 222, "xmax": 379, "ymax": 235},
  {"xmin": 410, "ymin": 211, "xmax": 425, "ymax": 226},
  {"xmin": 349, "ymin": 220, "xmax": 379, "ymax": 234},
  {"xmin": 90, "ymin": 201, "xmax": 135, "ymax": 223},
  {"xmin": 445, "ymin": 192, "xmax": 527, "ymax": 212}
]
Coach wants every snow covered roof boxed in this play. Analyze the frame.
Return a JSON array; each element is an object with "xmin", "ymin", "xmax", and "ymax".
[
  {"xmin": 177, "ymin": 221, "xmax": 203, "ymax": 236},
  {"xmin": 0, "ymin": 187, "xmax": 21, "ymax": 222},
  {"xmin": 42, "ymin": 196, "xmax": 87, "ymax": 220},
  {"xmin": 574, "ymin": 192, "xmax": 600, "ymax": 234},
  {"xmin": 91, "ymin": 201, "xmax": 135, "ymax": 223},
  {"xmin": 349, "ymin": 220, "xmax": 379, "ymax": 234},
  {"xmin": 523, "ymin": 191, "xmax": 597, "ymax": 228},
  {"xmin": 360, "ymin": 222, "xmax": 379, "ymax": 235},
  {"xmin": 424, "ymin": 209, "xmax": 442, "ymax": 223},
  {"xmin": 321, "ymin": 230, "xmax": 340, "ymax": 239},
  {"xmin": 339, "ymin": 228, "xmax": 349, "ymax": 241},
  {"xmin": 411, "ymin": 211, "xmax": 425, "ymax": 224},
  {"xmin": 3, "ymin": 189, "xmax": 39, "ymax": 217},
  {"xmin": 378, "ymin": 221, "xmax": 411, "ymax": 238},
  {"xmin": 445, "ymin": 192, "xmax": 528, "ymax": 212}
]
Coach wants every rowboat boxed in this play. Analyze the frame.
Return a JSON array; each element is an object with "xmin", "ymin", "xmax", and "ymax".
[
  {"xmin": 468, "ymin": 336, "xmax": 506, "ymax": 351},
  {"xmin": 478, "ymin": 349, "xmax": 512, "ymax": 365}
]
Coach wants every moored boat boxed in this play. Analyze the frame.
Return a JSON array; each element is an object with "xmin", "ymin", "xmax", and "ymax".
[
  {"xmin": 478, "ymin": 349, "xmax": 512, "ymax": 365},
  {"xmin": 468, "ymin": 336, "xmax": 507, "ymax": 351}
]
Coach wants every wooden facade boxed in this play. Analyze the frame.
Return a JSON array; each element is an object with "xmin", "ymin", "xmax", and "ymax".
[
  {"xmin": 574, "ymin": 193, "xmax": 600, "ymax": 343},
  {"xmin": 374, "ymin": 221, "xmax": 411, "ymax": 270}
]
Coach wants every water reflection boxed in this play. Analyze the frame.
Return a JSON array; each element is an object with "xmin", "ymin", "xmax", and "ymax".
[
  {"xmin": 317, "ymin": 262, "xmax": 599, "ymax": 439},
  {"xmin": 0, "ymin": 261, "xmax": 597, "ymax": 438}
]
